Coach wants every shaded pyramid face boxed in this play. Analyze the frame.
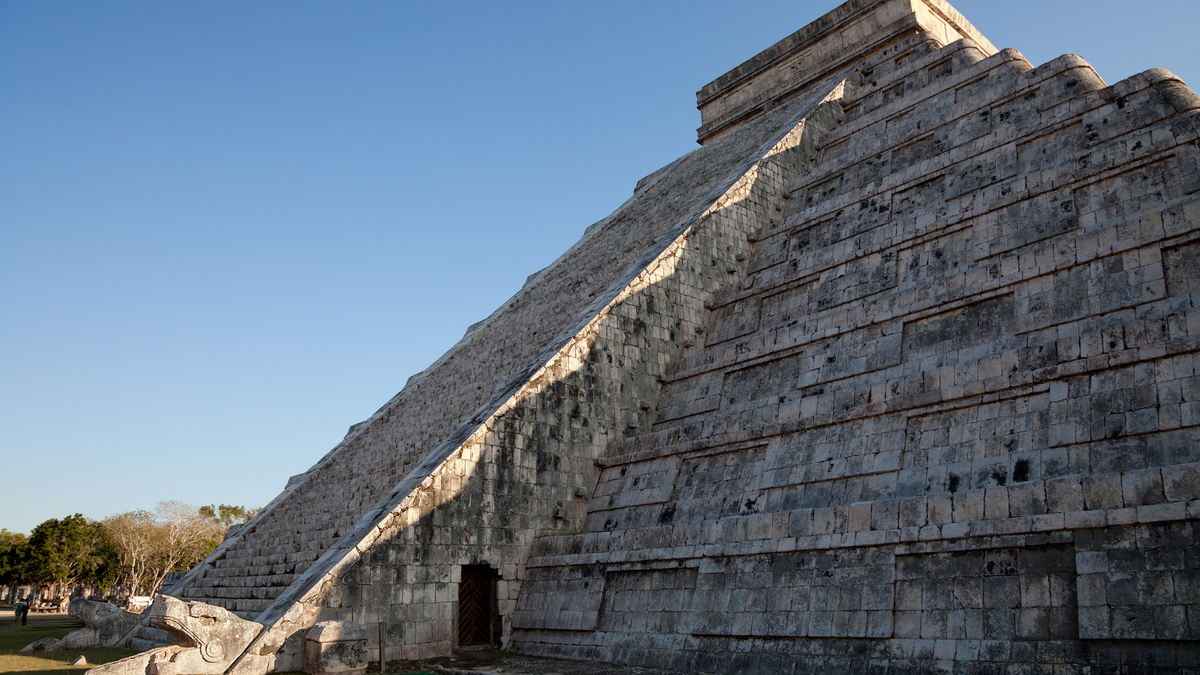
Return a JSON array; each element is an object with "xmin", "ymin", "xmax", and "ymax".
[{"xmin": 150, "ymin": 1, "xmax": 1200, "ymax": 673}]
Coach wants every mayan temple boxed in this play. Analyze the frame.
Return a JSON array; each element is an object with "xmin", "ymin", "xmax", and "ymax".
[{"xmin": 95, "ymin": 0, "xmax": 1200, "ymax": 673}]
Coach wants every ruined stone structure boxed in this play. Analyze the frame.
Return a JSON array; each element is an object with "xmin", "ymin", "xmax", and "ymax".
[{"xmin": 130, "ymin": 0, "xmax": 1200, "ymax": 672}]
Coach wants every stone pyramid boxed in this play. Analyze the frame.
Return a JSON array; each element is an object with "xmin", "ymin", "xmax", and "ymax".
[{"xmin": 160, "ymin": 0, "xmax": 1200, "ymax": 672}]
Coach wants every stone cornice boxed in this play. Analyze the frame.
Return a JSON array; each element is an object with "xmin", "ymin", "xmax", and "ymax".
[{"xmin": 695, "ymin": 0, "xmax": 996, "ymax": 144}]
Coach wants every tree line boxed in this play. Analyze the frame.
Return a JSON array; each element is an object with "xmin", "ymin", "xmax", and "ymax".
[{"xmin": 0, "ymin": 502, "xmax": 258, "ymax": 599}]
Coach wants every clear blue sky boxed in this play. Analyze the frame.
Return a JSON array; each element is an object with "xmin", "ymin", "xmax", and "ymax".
[{"xmin": 2, "ymin": 1, "xmax": 1196, "ymax": 534}]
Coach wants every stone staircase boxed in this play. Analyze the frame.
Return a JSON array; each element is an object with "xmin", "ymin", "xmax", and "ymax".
[
  {"xmin": 124, "ymin": 623, "xmax": 177, "ymax": 652},
  {"xmin": 167, "ymin": 68, "xmax": 813, "ymax": 621}
]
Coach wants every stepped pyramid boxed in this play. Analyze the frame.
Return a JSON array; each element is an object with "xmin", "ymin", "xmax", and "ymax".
[{"xmin": 164, "ymin": 1, "xmax": 1200, "ymax": 672}]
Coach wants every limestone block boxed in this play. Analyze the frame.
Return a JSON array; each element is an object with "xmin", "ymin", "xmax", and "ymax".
[
  {"xmin": 304, "ymin": 621, "xmax": 367, "ymax": 675},
  {"xmin": 62, "ymin": 599, "xmax": 143, "ymax": 649},
  {"xmin": 1162, "ymin": 463, "xmax": 1200, "ymax": 501}
]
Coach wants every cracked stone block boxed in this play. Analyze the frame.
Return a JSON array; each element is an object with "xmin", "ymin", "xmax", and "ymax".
[{"xmin": 305, "ymin": 621, "xmax": 368, "ymax": 675}]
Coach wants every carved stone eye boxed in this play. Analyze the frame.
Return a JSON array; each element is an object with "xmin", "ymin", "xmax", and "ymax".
[{"xmin": 200, "ymin": 638, "xmax": 225, "ymax": 663}]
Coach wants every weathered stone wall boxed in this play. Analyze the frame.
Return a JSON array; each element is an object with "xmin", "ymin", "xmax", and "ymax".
[{"xmin": 511, "ymin": 31, "xmax": 1200, "ymax": 673}]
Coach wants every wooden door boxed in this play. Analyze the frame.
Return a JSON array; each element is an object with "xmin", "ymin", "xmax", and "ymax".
[{"xmin": 457, "ymin": 565, "xmax": 495, "ymax": 647}]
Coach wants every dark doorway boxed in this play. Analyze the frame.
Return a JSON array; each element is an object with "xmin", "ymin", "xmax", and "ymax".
[{"xmin": 457, "ymin": 564, "xmax": 497, "ymax": 647}]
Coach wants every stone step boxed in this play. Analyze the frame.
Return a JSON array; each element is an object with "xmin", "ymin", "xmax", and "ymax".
[
  {"xmin": 128, "ymin": 637, "xmax": 167, "ymax": 652},
  {"xmin": 172, "ymin": 593, "xmax": 274, "ymax": 614},
  {"xmin": 133, "ymin": 624, "xmax": 175, "ymax": 645},
  {"xmin": 186, "ymin": 572, "xmax": 296, "ymax": 587},
  {"xmin": 179, "ymin": 587, "xmax": 283, "ymax": 602},
  {"xmin": 125, "ymin": 623, "xmax": 178, "ymax": 652}
]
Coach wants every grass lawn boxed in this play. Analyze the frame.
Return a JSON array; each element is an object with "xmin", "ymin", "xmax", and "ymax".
[{"xmin": 0, "ymin": 608, "xmax": 137, "ymax": 674}]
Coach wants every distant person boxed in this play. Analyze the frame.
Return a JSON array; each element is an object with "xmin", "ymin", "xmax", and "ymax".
[
  {"xmin": 11, "ymin": 598, "xmax": 22, "ymax": 625},
  {"xmin": 16, "ymin": 597, "xmax": 28, "ymax": 625}
]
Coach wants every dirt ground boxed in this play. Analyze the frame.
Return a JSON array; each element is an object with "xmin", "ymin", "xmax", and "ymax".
[
  {"xmin": 383, "ymin": 650, "xmax": 706, "ymax": 675},
  {"xmin": 1, "ymin": 610, "xmax": 693, "ymax": 675}
]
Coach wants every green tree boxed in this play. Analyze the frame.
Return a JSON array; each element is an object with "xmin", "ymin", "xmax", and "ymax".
[
  {"xmin": 0, "ymin": 529, "xmax": 28, "ymax": 585},
  {"xmin": 198, "ymin": 504, "xmax": 259, "ymax": 526},
  {"xmin": 24, "ymin": 515, "xmax": 118, "ymax": 595}
]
